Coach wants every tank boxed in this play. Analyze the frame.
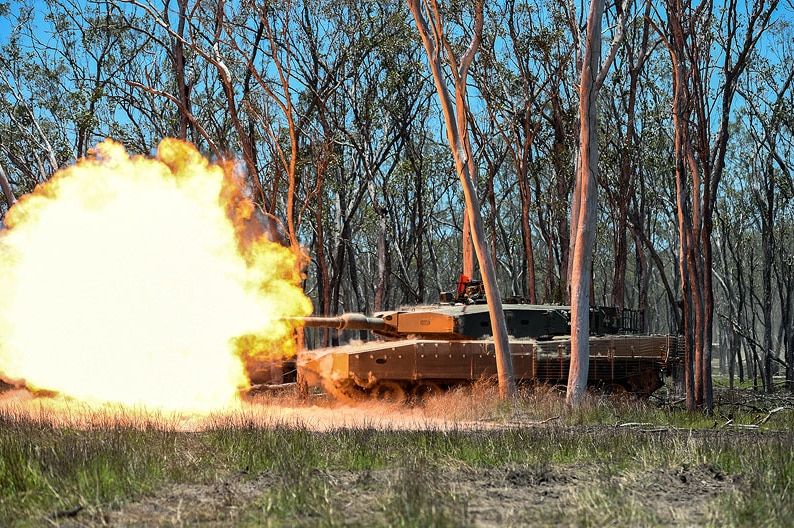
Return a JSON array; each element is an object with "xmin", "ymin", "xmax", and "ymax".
[{"xmin": 287, "ymin": 291, "xmax": 679, "ymax": 402}]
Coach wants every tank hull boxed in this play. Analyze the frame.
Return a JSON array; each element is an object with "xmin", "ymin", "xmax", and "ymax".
[{"xmin": 297, "ymin": 334, "xmax": 679, "ymax": 401}]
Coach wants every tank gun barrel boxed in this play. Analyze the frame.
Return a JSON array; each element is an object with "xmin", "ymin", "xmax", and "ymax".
[{"xmin": 284, "ymin": 313, "xmax": 387, "ymax": 332}]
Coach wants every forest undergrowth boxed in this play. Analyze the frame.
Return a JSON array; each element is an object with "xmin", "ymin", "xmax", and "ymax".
[{"xmin": 0, "ymin": 381, "xmax": 792, "ymax": 527}]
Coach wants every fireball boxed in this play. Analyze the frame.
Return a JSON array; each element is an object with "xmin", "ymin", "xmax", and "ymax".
[{"xmin": 0, "ymin": 139, "xmax": 312, "ymax": 413}]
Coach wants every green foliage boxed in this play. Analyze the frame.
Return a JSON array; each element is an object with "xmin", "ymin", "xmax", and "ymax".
[
  {"xmin": 720, "ymin": 444, "xmax": 794, "ymax": 527},
  {"xmin": 0, "ymin": 415, "xmax": 180, "ymax": 522}
]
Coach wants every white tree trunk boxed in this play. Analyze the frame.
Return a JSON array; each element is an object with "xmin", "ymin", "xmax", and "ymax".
[
  {"xmin": 0, "ymin": 162, "xmax": 16, "ymax": 210},
  {"xmin": 566, "ymin": 0, "xmax": 605, "ymax": 408}
]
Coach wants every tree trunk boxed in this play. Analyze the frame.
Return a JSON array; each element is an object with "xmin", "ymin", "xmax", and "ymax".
[
  {"xmin": 520, "ymin": 190, "xmax": 538, "ymax": 304},
  {"xmin": 779, "ymin": 257, "xmax": 794, "ymax": 390},
  {"xmin": 462, "ymin": 208, "xmax": 475, "ymax": 280},
  {"xmin": 368, "ymin": 176, "xmax": 388, "ymax": 311},
  {"xmin": 760, "ymin": 169, "xmax": 775, "ymax": 392},
  {"xmin": 173, "ymin": 0, "xmax": 193, "ymax": 141},
  {"xmin": 0, "ymin": 163, "xmax": 16, "ymax": 210},
  {"xmin": 566, "ymin": 0, "xmax": 604, "ymax": 408},
  {"xmin": 408, "ymin": 0, "xmax": 515, "ymax": 400}
]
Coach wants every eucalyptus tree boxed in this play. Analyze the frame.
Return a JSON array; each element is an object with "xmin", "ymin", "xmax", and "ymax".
[
  {"xmin": 274, "ymin": 0, "xmax": 440, "ymax": 322},
  {"xmin": 467, "ymin": 100, "xmax": 511, "ymax": 295},
  {"xmin": 42, "ymin": 0, "xmax": 146, "ymax": 158},
  {"xmin": 381, "ymin": 48, "xmax": 444, "ymax": 306},
  {"xmin": 0, "ymin": 33, "xmax": 51, "ymax": 206},
  {"xmin": 467, "ymin": 115, "xmax": 523, "ymax": 298},
  {"xmin": 227, "ymin": 0, "xmax": 351, "ymax": 253},
  {"xmin": 778, "ymin": 208, "xmax": 794, "ymax": 391},
  {"xmin": 322, "ymin": 2, "xmax": 432, "ymax": 311},
  {"xmin": 597, "ymin": 2, "xmax": 658, "ymax": 312},
  {"xmin": 420, "ymin": 145, "xmax": 474, "ymax": 296},
  {"xmin": 0, "ymin": 0, "xmax": 160, "ymax": 215},
  {"xmin": 596, "ymin": 7, "xmax": 690, "ymax": 336},
  {"xmin": 0, "ymin": 4, "xmax": 75, "ymax": 196},
  {"xmin": 472, "ymin": 0, "xmax": 565, "ymax": 304},
  {"xmin": 287, "ymin": 1, "xmax": 357, "ymax": 325},
  {"xmin": 533, "ymin": 66, "xmax": 577, "ymax": 304},
  {"xmin": 118, "ymin": 0, "xmax": 209, "ymax": 147},
  {"xmin": 660, "ymin": 0, "xmax": 780, "ymax": 411},
  {"xmin": 565, "ymin": 0, "xmax": 628, "ymax": 408},
  {"xmin": 628, "ymin": 59, "xmax": 681, "ymax": 334},
  {"xmin": 716, "ymin": 161, "xmax": 766, "ymax": 386},
  {"xmin": 408, "ymin": 0, "xmax": 516, "ymax": 400},
  {"xmin": 0, "ymin": 163, "xmax": 14, "ymax": 210},
  {"xmin": 743, "ymin": 89, "xmax": 793, "ymax": 392},
  {"xmin": 728, "ymin": 26, "xmax": 794, "ymax": 390},
  {"xmin": 120, "ymin": 0, "xmax": 267, "ymax": 202},
  {"xmin": 379, "ymin": 103, "xmax": 451, "ymax": 307}
]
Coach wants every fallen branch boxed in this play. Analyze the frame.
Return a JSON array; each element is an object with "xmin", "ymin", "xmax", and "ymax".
[
  {"xmin": 724, "ymin": 422, "xmax": 760, "ymax": 430},
  {"xmin": 484, "ymin": 414, "xmax": 561, "ymax": 426},
  {"xmin": 528, "ymin": 415, "xmax": 561, "ymax": 425},
  {"xmin": 48, "ymin": 506, "xmax": 84, "ymax": 520},
  {"xmin": 757, "ymin": 406, "xmax": 791, "ymax": 425}
]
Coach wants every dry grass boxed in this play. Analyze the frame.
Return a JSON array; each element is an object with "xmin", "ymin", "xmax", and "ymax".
[{"xmin": 0, "ymin": 383, "xmax": 793, "ymax": 526}]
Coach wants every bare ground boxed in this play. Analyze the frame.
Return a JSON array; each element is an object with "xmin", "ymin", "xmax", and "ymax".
[
  {"xmin": 58, "ymin": 456, "xmax": 734, "ymax": 527},
  {"xmin": 4, "ymin": 386, "xmax": 781, "ymax": 527},
  {"xmin": 33, "ymin": 403, "xmax": 744, "ymax": 527}
]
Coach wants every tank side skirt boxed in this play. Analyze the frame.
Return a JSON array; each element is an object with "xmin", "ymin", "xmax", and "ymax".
[{"xmin": 333, "ymin": 336, "xmax": 675, "ymax": 392}]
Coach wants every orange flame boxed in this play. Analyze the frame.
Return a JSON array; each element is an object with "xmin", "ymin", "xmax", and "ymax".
[{"xmin": 0, "ymin": 139, "xmax": 312, "ymax": 413}]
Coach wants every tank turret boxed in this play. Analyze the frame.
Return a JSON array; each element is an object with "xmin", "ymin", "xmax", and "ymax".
[{"xmin": 288, "ymin": 304, "xmax": 570, "ymax": 340}]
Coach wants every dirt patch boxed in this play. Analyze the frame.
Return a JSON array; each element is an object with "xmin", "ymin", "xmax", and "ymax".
[{"xmin": 55, "ymin": 461, "xmax": 734, "ymax": 527}]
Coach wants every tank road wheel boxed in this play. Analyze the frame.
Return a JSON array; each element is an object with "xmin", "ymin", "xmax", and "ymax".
[
  {"xmin": 624, "ymin": 369, "xmax": 664, "ymax": 397},
  {"xmin": 373, "ymin": 381, "xmax": 406, "ymax": 404},
  {"xmin": 323, "ymin": 378, "xmax": 368, "ymax": 403},
  {"xmin": 410, "ymin": 382, "xmax": 442, "ymax": 403},
  {"xmin": 606, "ymin": 383, "xmax": 631, "ymax": 401}
]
